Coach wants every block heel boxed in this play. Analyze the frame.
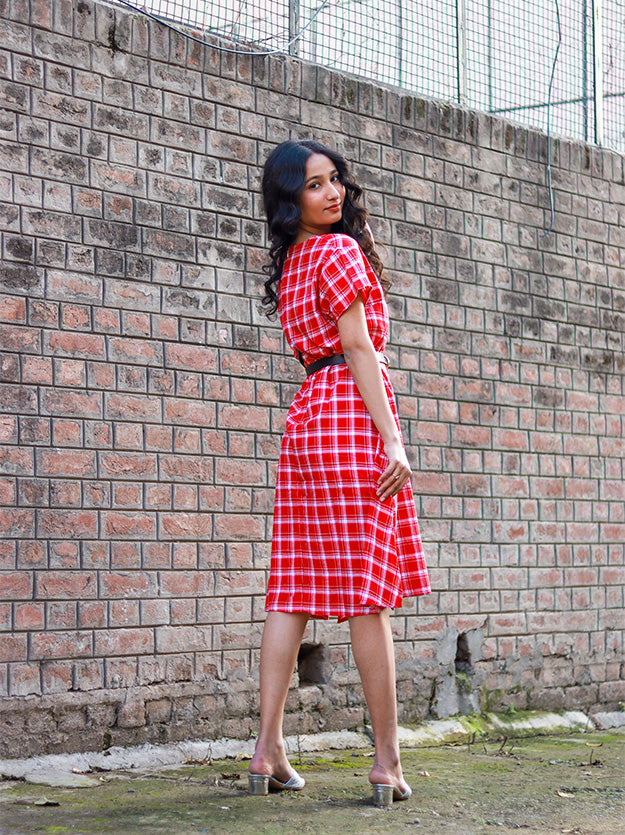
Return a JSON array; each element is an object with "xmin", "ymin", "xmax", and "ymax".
[
  {"xmin": 248, "ymin": 774, "xmax": 269, "ymax": 795},
  {"xmin": 372, "ymin": 783, "xmax": 395, "ymax": 806},
  {"xmin": 248, "ymin": 770, "xmax": 305, "ymax": 794},
  {"xmin": 372, "ymin": 782, "xmax": 412, "ymax": 806}
]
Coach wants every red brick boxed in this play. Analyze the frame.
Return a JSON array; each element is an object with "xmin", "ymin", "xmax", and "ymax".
[
  {"xmin": 95, "ymin": 627, "xmax": 154, "ymax": 656},
  {"xmin": 108, "ymin": 337, "xmax": 162, "ymax": 366},
  {"xmin": 15, "ymin": 541, "xmax": 45, "ymax": 569},
  {"xmin": 143, "ymin": 543, "xmax": 171, "ymax": 568},
  {"xmin": 170, "ymin": 598, "xmax": 196, "ymax": 624},
  {"xmin": 493, "ymin": 429, "xmax": 529, "ymax": 451},
  {"xmin": 46, "ymin": 601, "xmax": 77, "ymax": 629},
  {"xmin": 42, "ymin": 389, "xmax": 102, "ymax": 418},
  {"xmin": 118, "ymin": 699, "xmax": 146, "ymax": 728},
  {"xmin": 29, "ymin": 300, "xmax": 59, "ymax": 327},
  {"xmin": 14, "ymin": 602, "xmax": 44, "ymax": 630},
  {"xmin": 220, "ymin": 350, "xmax": 270, "ymax": 377},
  {"xmin": 154, "ymin": 625, "xmax": 212, "ymax": 654},
  {"xmin": 61, "ymin": 304, "xmax": 91, "ymax": 330},
  {"xmin": 0, "ymin": 477, "xmax": 16, "ymax": 504},
  {"xmin": 416, "ymin": 472, "xmax": 451, "ymax": 494},
  {"xmin": 213, "ymin": 569, "xmax": 265, "ymax": 596},
  {"xmin": 93, "ymin": 307, "xmax": 121, "ymax": 333},
  {"xmin": 226, "ymin": 543, "xmax": 253, "ymax": 568},
  {"xmin": 172, "ymin": 543, "xmax": 197, "ymax": 568},
  {"xmin": 54, "ymin": 358, "xmax": 86, "ymax": 387},
  {"xmin": 198, "ymin": 486, "xmax": 223, "ymax": 512},
  {"xmin": 217, "ymin": 404, "xmax": 269, "ymax": 431},
  {"xmin": 0, "ymin": 601, "xmax": 10, "ymax": 631},
  {"xmin": 145, "ymin": 426, "xmax": 173, "ymax": 451},
  {"xmin": 164, "ymin": 399, "xmax": 216, "ymax": 427},
  {"xmin": 36, "ymin": 571, "xmax": 96, "ymax": 599},
  {"xmin": 172, "ymin": 484, "xmax": 197, "ymax": 509},
  {"xmin": 159, "ymin": 512, "xmax": 212, "ymax": 540},
  {"xmin": 100, "ymin": 572, "xmax": 157, "ymax": 599},
  {"xmin": 488, "ymin": 613, "xmax": 527, "ymax": 635},
  {"xmin": 9, "ymin": 662, "xmax": 41, "ymax": 696},
  {"xmin": 38, "ymin": 510, "xmax": 97, "ymax": 538},
  {"xmin": 46, "ymin": 330, "xmax": 104, "ymax": 358},
  {"xmin": 123, "ymin": 312, "xmax": 151, "ymax": 336},
  {"xmin": 36, "ymin": 448, "xmax": 96, "ymax": 477},
  {"xmin": 49, "ymin": 541, "xmax": 80, "ymax": 569},
  {"xmin": 52, "ymin": 419, "xmax": 82, "ymax": 446},
  {"xmin": 21, "ymin": 356, "xmax": 53, "ymax": 384},
  {"xmin": 0, "ymin": 417, "xmax": 17, "ymax": 444},
  {"xmin": 166, "ymin": 343, "xmax": 218, "ymax": 372},
  {"xmin": 98, "ymin": 452, "xmax": 158, "ymax": 479},
  {"xmin": 0, "ymin": 323, "xmax": 40, "ymax": 352},
  {"xmin": 0, "ymin": 568, "xmax": 32, "ymax": 600},
  {"xmin": 145, "ymin": 484, "xmax": 171, "ymax": 510},
  {"xmin": 112, "ymin": 482, "xmax": 142, "ymax": 508},
  {"xmin": 105, "ymin": 394, "xmax": 162, "ymax": 421},
  {"xmin": 159, "ymin": 456, "xmax": 211, "ymax": 484},
  {"xmin": 213, "ymin": 622, "xmax": 263, "ymax": 651},
  {"xmin": 453, "ymin": 474, "xmax": 490, "ymax": 496},
  {"xmin": 78, "ymin": 601, "xmax": 107, "ymax": 629},
  {"xmin": 0, "ymin": 295, "xmax": 26, "ymax": 323},
  {"xmin": 108, "ymin": 544, "xmax": 139, "ymax": 572},
  {"xmin": 103, "ymin": 512, "xmax": 156, "ymax": 539},
  {"xmin": 213, "ymin": 513, "xmax": 264, "ymax": 541},
  {"xmin": 227, "ymin": 433, "xmax": 255, "ymax": 457},
  {"xmin": 109, "ymin": 599, "xmax": 140, "ymax": 627},
  {"xmin": 0, "ymin": 633, "xmax": 27, "ymax": 662},
  {"xmin": 141, "ymin": 599, "xmax": 170, "ymax": 626},
  {"xmin": 0, "ymin": 447, "xmax": 34, "ymax": 476},
  {"xmin": 599, "ymin": 566, "xmax": 625, "ymax": 585},
  {"xmin": 112, "ymin": 424, "xmax": 143, "ymax": 450},
  {"xmin": 30, "ymin": 630, "xmax": 92, "ymax": 660},
  {"xmin": 41, "ymin": 660, "xmax": 74, "ymax": 693},
  {"xmin": 160, "ymin": 571, "xmax": 210, "ymax": 597}
]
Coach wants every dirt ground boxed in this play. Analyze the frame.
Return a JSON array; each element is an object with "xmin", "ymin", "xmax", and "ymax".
[{"xmin": 1, "ymin": 731, "xmax": 623, "ymax": 835}]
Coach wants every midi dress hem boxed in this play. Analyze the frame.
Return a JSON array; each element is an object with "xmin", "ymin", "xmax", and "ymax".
[{"xmin": 265, "ymin": 233, "xmax": 430, "ymax": 622}]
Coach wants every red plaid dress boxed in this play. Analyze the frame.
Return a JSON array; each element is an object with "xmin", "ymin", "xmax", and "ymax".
[{"xmin": 266, "ymin": 233, "xmax": 430, "ymax": 621}]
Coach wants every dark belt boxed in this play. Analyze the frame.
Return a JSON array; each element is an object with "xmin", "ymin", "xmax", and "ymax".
[{"xmin": 304, "ymin": 353, "xmax": 389, "ymax": 377}]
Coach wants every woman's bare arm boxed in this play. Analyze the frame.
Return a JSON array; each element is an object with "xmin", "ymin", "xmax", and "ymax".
[{"xmin": 337, "ymin": 294, "xmax": 411, "ymax": 502}]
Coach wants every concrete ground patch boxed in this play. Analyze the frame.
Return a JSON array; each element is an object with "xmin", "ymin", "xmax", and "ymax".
[
  {"xmin": 1, "ymin": 730, "xmax": 624, "ymax": 835},
  {"xmin": 1, "ymin": 712, "xmax": 624, "ymax": 834}
]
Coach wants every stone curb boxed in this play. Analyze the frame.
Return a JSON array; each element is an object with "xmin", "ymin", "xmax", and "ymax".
[{"xmin": 1, "ymin": 710, "xmax": 624, "ymax": 788}]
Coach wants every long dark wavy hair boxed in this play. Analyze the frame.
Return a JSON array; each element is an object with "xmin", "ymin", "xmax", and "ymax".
[{"xmin": 260, "ymin": 139, "xmax": 388, "ymax": 316}]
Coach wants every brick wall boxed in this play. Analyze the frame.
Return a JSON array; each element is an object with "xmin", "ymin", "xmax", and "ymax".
[{"xmin": 0, "ymin": 0, "xmax": 624, "ymax": 757}]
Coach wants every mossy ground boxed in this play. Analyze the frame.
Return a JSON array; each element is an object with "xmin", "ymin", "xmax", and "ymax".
[{"xmin": 1, "ymin": 732, "xmax": 623, "ymax": 834}]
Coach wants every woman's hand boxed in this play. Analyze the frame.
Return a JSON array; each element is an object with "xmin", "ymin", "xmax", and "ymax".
[{"xmin": 376, "ymin": 439, "xmax": 412, "ymax": 502}]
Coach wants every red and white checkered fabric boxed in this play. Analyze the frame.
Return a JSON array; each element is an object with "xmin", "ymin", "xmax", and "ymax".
[{"xmin": 266, "ymin": 234, "xmax": 430, "ymax": 621}]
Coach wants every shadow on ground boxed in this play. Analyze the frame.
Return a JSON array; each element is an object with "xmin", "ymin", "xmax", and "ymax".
[{"xmin": 1, "ymin": 731, "xmax": 623, "ymax": 834}]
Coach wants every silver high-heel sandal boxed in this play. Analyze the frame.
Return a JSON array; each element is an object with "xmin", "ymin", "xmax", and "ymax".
[
  {"xmin": 248, "ymin": 770, "xmax": 305, "ymax": 795},
  {"xmin": 372, "ymin": 782, "xmax": 412, "ymax": 807}
]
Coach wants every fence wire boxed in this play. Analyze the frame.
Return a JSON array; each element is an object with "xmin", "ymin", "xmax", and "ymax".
[{"xmin": 119, "ymin": 0, "xmax": 624, "ymax": 152}]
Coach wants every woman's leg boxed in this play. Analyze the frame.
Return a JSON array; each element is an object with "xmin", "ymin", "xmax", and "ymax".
[
  {"xmin": 349, "ymin": 609, "xmax": 410, "ymax": 793},
  {"xmin": 249, "ymin": 611, "xmax": 309, "ymax": 780}
]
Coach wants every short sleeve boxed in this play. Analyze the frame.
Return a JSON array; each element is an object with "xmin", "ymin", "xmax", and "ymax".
[{"xmin": 318, "ymin": 236, "xmax": 372, "ymax": 322}]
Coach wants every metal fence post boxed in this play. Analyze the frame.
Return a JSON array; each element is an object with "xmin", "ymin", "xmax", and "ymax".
[
  {"xmin": 456, "ymin": 0, "xmax": 467, "ymax": 105},
  {"xmin": 289, "ymin": 0, "xmax": 300, "ymax": 57},
  {"xmin": 397, "ymin": 0, "xmax": 404, "ymax": 88},
  {"xmin": 592, "ymin": 0, "xmax": 604, "ymax": 145}
]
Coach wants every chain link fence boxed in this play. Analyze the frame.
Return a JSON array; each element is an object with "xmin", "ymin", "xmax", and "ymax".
[{"xmin": 120, "ymin": 0, "xmax": 624, "ymax": 152}]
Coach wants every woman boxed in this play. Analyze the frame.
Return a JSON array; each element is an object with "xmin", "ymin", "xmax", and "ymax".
[{"xmin": 248, "ymin": 139, "xmax": 430, "ymax": 806}]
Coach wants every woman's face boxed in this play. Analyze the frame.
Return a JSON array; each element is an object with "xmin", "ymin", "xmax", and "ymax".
[{"xmin": 297, "ymin": 153, "xmax": 345, "ymax": 238}]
